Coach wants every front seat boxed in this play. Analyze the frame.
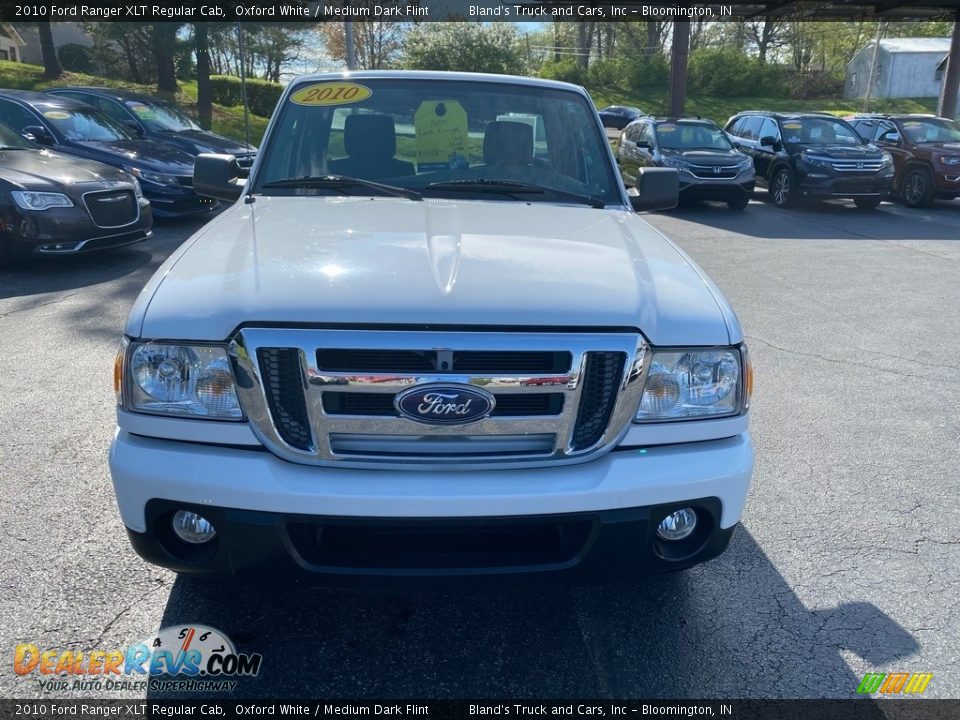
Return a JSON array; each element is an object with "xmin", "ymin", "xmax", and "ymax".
[
  {"xmin": 328, "ymin": 114, "xmax": 414, "ymax": 179},
  {"xmin": 483, "ymin": 120, "xmax": 535, "ymax": 166}
]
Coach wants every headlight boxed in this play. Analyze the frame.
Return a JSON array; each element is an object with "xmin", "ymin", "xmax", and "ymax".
[
  {"xmin": 800, "ymin": 153, "xmax": 832, "ymax": 169},
  {"xmin": 736, "ymin": 157, "xmax": 754, "ymax": 170},
  {"xmin": 10, "ymin": 191, "xmax": 73, "ymax": 210},
  {"xmin": 938, "ymin": 155, "xmax": 960, "ymax": 167},
  {"xmin": 127, "ymin": 167, "xmax": 178, "ymax": 186},
  {"xmin": 635, "ymin": 348, "xmax": 744, "ymax": 422},
  {"xmin": 661, "ymin": 156, "xmax": 688, "ymax": 171},
  {"xmin": 880, "ymin": 152, "xmax": 894, "ymax": 168},
  {"xmin": 126, "ymin": 342, "xmax": 242, "ymax": 419},
  {"xmin": 129, "ymin": 176, "xmax": 144, "ymax": 198}
]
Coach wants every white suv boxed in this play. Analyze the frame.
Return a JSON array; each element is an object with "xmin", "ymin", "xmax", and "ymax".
[{"xmin": 109, "ymin": 71, "xmax": 753, "ymax": 586}]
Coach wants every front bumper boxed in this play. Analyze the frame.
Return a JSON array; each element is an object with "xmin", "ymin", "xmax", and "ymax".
[
  {"xmin": 3, "ymin": 199, "xmax": 153, "ymax": 255},
  {"xmin": 142, "ymin": 185, "xmax": 219, "ymax": 218},
  {"xmin": 797, "ymin": 171, "xmax": 894, "ymax": 198},
  {"xmin": 109, "ymin": 431, "xmax": 754, "ymax": 585}
]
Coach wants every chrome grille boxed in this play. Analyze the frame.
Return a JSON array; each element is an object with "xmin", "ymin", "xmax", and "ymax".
[
  {"xmin": 688, "ymin": 164, "xmax": 740, "ymax": 179},
  {"xmin": 83, "ymin": 190, "xmax": 138, "ymax": 228},
  {"xmin": 231, "ymin": 329, "xmax": 648, "ymax": 469},
  {"xmin": 829, "ymin": 160, "xmax": 884, "ymax": 172}
]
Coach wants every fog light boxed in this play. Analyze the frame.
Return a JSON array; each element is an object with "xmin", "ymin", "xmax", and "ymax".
[
  {"xmin": 657, "ymin": 508, "xmax": 698, "ymax": 541},
  {"xmin": 171, "ymin": 510, "xmax": 216, "ymax": 544}
]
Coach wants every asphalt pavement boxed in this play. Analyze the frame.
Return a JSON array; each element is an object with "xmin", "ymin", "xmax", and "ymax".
[{"xmin": 1, "ymin": 195, "xmax": 958, "ymax": 700}]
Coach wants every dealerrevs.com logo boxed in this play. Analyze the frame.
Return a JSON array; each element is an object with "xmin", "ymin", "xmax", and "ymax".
[{"xmin": 14, "ymin": 625, "xmax": 262, "ymax": 693}]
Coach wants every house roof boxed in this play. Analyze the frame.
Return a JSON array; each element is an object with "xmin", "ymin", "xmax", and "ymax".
[
  {"xmin": 0, "ymin": 23, "xmax": 26, "ymax": 47},
  {"xmin": 875, "ymin": 38, "xmax": 952, "ymax": 53}
]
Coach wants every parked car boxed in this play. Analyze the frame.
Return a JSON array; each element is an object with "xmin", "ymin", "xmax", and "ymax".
[
  {"xmin": 0, "ymin": 90, "xmax": 216, "ymax": 218},
  {"xmin": 0, "ymin": 120, "xmax": 151, "ymax": 266},
  {"xmin": 725, "ymin": 111, "xmax": 894, "ymax": 209},
  {"xmin": 847, "ymin": 113, "xmax": 960, "ymax": 207},
  {"xmin": 109, "ymin": 70, "xmax": 754, "ymax": 586},
  {"xmin": 598, "ymin": 105, "xmax": 646, "ymax": 130},
  {"xmin": 44, "ymin": 87, "xmax": 257, "ymax": 171},
  {"xmin": 616, "ymin": 117, "xmax": 755, "ymax": 210}
]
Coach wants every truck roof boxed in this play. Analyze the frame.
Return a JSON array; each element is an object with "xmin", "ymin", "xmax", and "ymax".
[{"xmin": 287, "ymin": 70, "xmax": 587, "ymax": 95}]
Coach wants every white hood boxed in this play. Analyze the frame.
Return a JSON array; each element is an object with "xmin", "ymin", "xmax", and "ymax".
[{"xmin": 128, "ymin": 197, "xmax": 737, "ymax": 346}]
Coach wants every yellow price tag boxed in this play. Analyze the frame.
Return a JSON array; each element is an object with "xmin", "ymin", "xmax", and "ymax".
[
  {"xmin": 43, "ymin": 111, "xmax": 71, "ymax": 120},
  {"xmin": 290, "ymin": 82, "xmax": 372, "ymax": 107},
  {"xmin": 415, "ymin": 100, "xmax": 468, "ymax": 165}
]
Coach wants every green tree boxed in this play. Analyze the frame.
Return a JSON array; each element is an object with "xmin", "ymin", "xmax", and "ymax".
[{"xmin": 402, "ymin": 23, "xmax": 525, "ymax": 75}]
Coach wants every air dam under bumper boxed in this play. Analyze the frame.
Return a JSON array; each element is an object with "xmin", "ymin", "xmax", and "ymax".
[{"xmin": 110, "ymin": 431, "xmax": 753, "ymax": 585}]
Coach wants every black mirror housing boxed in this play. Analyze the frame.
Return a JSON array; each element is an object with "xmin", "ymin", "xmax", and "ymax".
[
  {"xmin": 194, "ymin": 153, "xmax": 244, "ymax": 202},
  {"xmin": 759, "ymin": 135, "xmax": 778, "ymax": 147},
  {"xmin": 629, "ymin": 167, "xmax": 679, "ymax": 212},
  {"xmin": 22, "ymin": 125, "xmax": 52, "ymax": 146}
]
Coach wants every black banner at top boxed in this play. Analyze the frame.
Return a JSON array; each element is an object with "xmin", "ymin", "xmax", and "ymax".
[{"xmin": 3, "ymin": 0, "xmax": 960, "ymax": 22}]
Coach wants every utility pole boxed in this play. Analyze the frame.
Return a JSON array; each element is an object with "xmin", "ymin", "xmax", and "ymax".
[
  {"xmin": 345, "ymin": 21, "xmax": 356, "ymax": 70},
  {"xmin": 668, "ymin": 22, "xmax": 690, "ymax": 117},
  {"xmin": 863, "ymin": 22, "xmax": 883, "ymax": 113},
  {"xmin": 236, "ymin": 22, "xmax": 251, "ymax": 150},
  {"xmin": 938, "ymin": 13, "xmax": 960, "ymax": 119}
]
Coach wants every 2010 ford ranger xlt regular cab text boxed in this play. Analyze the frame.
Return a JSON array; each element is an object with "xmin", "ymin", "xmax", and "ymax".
[{"xmin": 109, "ymin": 71, "xmax": 754, "ymax": 586}]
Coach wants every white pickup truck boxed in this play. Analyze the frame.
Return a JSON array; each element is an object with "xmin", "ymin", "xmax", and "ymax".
[{"xmin": 109, "ymin": 71, "xmax": 754, "ymax": 586}]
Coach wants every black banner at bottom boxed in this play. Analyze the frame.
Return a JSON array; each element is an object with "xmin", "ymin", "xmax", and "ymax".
[{"xmin": 0, "ymin": 700, "xmax": 958, "ymax": 720}]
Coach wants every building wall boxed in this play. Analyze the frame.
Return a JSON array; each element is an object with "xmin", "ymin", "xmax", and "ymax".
[
  {"xmin": 884, "ymin": 52, "xmax": 947, "ymax": 98},
  {"xmin": 18, "ymin": 22, "xmax": 93, "ymax": 66}
]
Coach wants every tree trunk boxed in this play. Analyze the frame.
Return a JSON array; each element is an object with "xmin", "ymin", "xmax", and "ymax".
[
  {"xmin": 152, "ymin": 24, "xmax": 179, "ymax": 95},
  {"xmin": 195, "ymin": 23, "xmax": 212, "ymax": 130},
  {"xmin": 37, "ymin": 21, "xmax": 62, "ymax": 80}
]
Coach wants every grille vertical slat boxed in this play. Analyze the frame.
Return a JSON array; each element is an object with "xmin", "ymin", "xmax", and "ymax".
[
  {"xmin": 257, "ymin": 348, "xmax": 312, "ymax": 451},
  {"xmin": 571, "ymin": 352, "xmax": 626, "ymax": 451}
]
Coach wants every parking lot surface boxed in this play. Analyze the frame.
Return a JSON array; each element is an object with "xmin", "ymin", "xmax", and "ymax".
[{"xmin": 1, "ymin": 197, "xmax": 958, "ymax": 699}]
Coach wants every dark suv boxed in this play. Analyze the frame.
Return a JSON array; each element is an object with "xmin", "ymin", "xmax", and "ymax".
[
  {"xmin": 616, "ymin": 117, "xmax": 755, "ymax": 210},
  {"xmin": 847, "ymin": 114, "xmax": 960, "ymax": 207},
  {"xmin": 725, "ymin": 111, "xmax": 894, "ymax": 209}
]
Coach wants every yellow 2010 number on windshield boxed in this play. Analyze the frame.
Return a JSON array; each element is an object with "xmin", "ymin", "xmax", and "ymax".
[{"xmin": 290, "ymin": 82, "xmax": 372, "ymax": 107}]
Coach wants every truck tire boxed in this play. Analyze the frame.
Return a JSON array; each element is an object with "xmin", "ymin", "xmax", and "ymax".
[
  {"xmin": 769, "ymin": 168, "xmax": 795, "ymax": 208},
  {"xmin": 901, "ymin": 166, "xmax": 935, "ymax": 208}
]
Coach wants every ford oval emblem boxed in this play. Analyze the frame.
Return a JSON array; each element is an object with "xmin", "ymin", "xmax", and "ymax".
[{"xmin": 394, "ymin": 384, "xmax": 495, "ymax": 425}]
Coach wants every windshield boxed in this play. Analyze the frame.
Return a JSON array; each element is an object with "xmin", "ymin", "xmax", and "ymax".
[
  {"xmin": 125, "ymin": 100, "xmax": 200, "ymax": 132},
  {"xmin": 256, "ymin": 79, "xmax": 622, "ymax": 206},
  {"xmin": 779, "ymin": 117, "xmax": 862, "ymax": 146},
  {"xmin": 41, "ymin": 108, "xmax": 135, "ymax": 142},
  {"xmin": 0, "ymin": 121, "xmax": 33, "ymax": 149},
  {"xmin": 899, "ymin": 118, "xmax": 960, "ymax": 144},
  {"xmin": 656, "ymin": 122, "xmax": 732, "ymax": 151}
]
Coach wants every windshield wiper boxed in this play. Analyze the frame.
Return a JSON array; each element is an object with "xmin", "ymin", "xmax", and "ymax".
[
  {"xmin": 425, "ymin": 179, "xmax": 604, "ymax": 208},
  {"xmin": 261, "ymin": 174, "xmax": 422, "ymax": 201}
]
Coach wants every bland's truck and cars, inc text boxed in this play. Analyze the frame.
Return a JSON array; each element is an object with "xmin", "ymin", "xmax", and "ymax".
[{"xmin": 109, "ymin": 71, "xmax": 754, "ymax": 586}]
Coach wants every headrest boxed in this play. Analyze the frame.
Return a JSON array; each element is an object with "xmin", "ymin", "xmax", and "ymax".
[
  {"xmin": 344, "ymin": 114, "xmax": 397, "ymax": 160},
  {"xmin": 483, "ymin": 121, "xmax": 534, "ymax": 165}
]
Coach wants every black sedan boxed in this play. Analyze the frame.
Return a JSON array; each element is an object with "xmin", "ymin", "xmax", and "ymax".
[
  {"xmin": 0, "ymin": 121, "xmax": 151, "ymax": 266},
  {"xmin": 45, "ymin": 87, "xmax": 257, "ymax": 170},
  {"xmin": 0, "ymin": 90, "xmax": 217, "ymax": 218},
  {"xmin": 597, "ymin": 105, "xmax": 646, "ymax": 130}
]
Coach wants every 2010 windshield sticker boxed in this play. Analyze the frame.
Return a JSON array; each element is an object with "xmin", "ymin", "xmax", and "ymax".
[
  {"xmin": 290, "ymin": 82, "xmax": 372, "ymax": 107},
  {"xmin": 43, "ymin": 111, "xmax": 70, "ymax": 120}
]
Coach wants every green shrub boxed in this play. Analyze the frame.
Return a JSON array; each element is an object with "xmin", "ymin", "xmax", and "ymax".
[
  {"xmin": 538, "ymin": 58, "xmax": 586, "ymax": 86},
  {"xmin": 209, "ymin": 75, "xmax": 283, "ymax": 117},
  {"xmin": 688, "ymin": 49, "xmax": 787, "ymax": 97},
  {"xmin": 587, "ymin": 58, "xmax": 622, "ymax": 88},
  {"xmin": 624, "ymin": 53, "xmax": 670, "ymax": 92},
  {"xmin": 58, "ymin": 44, "xmax": 95, "ymax": 74},
  {"xmin": 786, "ymin": 71, "xmax": 844, "ymax": 100}
]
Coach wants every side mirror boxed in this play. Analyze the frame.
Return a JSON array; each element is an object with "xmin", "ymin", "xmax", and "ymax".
[
  {"xmin": 22, "ymin": 125, "xmax": 53, "ymax": 146},
  {"xmin": 629, "ymin": 167, "xmax": 679, "ymax": 212},
  {"xmin": 879, "ymin": 130, "xmax": 901, "ymax": 145},
  {"xmin": 759, "ymin": 135, "xmax": 779, "ymax": 148},
  {"xmin": 124, "ymin": 120, "xmax": 145, "ymax": 137},
  {"xmin": 194, "ymin": 153, "xmax": 244, "ymax": 202}
]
